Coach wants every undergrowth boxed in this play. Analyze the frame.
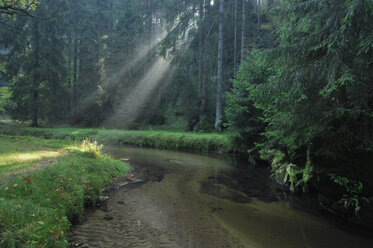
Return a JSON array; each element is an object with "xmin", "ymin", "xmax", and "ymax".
[
  {"xmin": 0, "ymin": 135, "xmax": 130, "ymax": 247},
  {"xmin": 267, "ymin": 147, "xmax": 369, "ymax": 214},
  {"xmin": 0, "ymin": 124, "xmax": 239, "ymax": 153}
]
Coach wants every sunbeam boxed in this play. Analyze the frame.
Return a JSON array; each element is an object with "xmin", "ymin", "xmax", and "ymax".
[
  {"xmin": 105, "ymin": 57, "xmax": 173, "ymax": 128},
  {"xmin": 67, "ymin": 31, "xmax": 168, "ymax": 123},
  {"xmin": 102, "ymin": 31, "xmax": 167, "ymax": 91}
]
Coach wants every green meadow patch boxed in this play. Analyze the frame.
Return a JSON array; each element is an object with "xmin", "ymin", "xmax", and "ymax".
[
  {"xmin": 0, "ymin": 124, "xmax": 240, "ymax": 153},
  {"xmin": 0, "ymin": 135, "xmax": 130, "ymax": 247}
]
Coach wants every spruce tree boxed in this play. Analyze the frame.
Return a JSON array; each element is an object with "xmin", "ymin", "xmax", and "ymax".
[{"xmin": 252, "ymin": 0, "xmax": 373, "ymax": 168}]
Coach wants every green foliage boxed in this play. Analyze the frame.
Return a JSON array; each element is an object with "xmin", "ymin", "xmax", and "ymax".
[
  {"xmin": 270, "ymin": 146, "xmax": 314, "ymax": 192},
  {"xmin": 0, "ymin": 0, "xmax": 38, "ymax": 15},
  {"xmin": 270, "ymin": 150, "xmax": 299, "ymax": 192},
  {"xmin": 0, "ymin": 0, "xmax": 161, "ymax": 126},
  {"xmin": 296, "ymin": 145, "xmax": 314, "ymax": 192},
  {"xmin": 1, "ymin": 0, "xmax": 69, "ymax": 123},
  {"xmin": 0, "ymin": 0, "xmax": 372, "ymax": 219},
  {"xmin": 236, "ymin": 0, "xmax": 373, "ymax": 200},
  {"xmin": 0, "ymin": 135, "xmax": 129, "ymax": 247},
  {"xmin": 254, "ymin": 0, "xmax": 373, "ymax": 158},
  {"xmin": 0, "ymin": 0, "xmax": 275, "ymax": 132},
  {"xmin": 0, "ymin": 124, "xmax": 238, "ymax": 153},
  {"xmin": 0, "ymin": 135, "xmax": 69, "ymax": 176},
  {"xmin": 156, "ymin": 67, "xmax": 200, "ymax": 130},
  {"xmin": 226, "ymin": 51, "xmax": 270, "ymax": 161},
  {"xmin": 0, "ymin": 86, "xmax": 10, "ymax": 117},
  {"xmin": 81, "ymin": 138, "xmax": 103, "ymax": 159},
  {"xmin": 329, "ymin": 174, "xmax": 369, "ymax": 213}
]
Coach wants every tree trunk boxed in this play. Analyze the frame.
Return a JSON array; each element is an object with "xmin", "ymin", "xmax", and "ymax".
[
  {"xmin": 200, "ymin": 0, "xmax": 210, "ymax": 122},
  {"xmin": 215, "ymin": 0, "xmax": 224, "ymax": 131},
  {"xmin": 198, "ymin": 0, "xmax": 203, "ymax": 98},
  {"xmin": 148, "ymin": 0, "xmax": 153, "ymax": 71},
  {"xmin": 73, "ymin": 30, "xmax": 78, "ymax": 106},
  {"xmin": 71, "ymin": 0, "xmax": 79, "ymax": 108},
  {"xmin": 151, "ymin": 1, "xmax": 155, "ymax": 49},
  {"xmin": 67, "ymin": 33, "xmax": 72, "ymax": 112},
  {"xmin": 31, "ymin": 21, "xmax": 40, "ymax": 127},
  {"xmin": 241, "ymin": 0, "xmax": 246, "ymax": 64},
  {"xmin": 257, "ymin": 0, "xmax": 261, "ymax": 26},
  {"xmin": 78, "ymin": 39, "xmax": 82, "ymax": 79},
  {"xmin": 234, "ymin": 0, "xmax": 237, "ymax": 74},
  {"xmin": 148, "ymin": 0, "xmax": 153, "ymax": 48},
  {"xmin": 31, "ymin": 90, "xmax": 39, "ymax": 126}
]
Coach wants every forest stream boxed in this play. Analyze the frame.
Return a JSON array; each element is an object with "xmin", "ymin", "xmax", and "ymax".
[{"xmin": 67, "ymin": 146, "xmax": 373, "ymax": 248}]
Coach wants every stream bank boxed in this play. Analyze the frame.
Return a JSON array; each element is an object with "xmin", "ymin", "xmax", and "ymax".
[
  {"xmin": 0, "ymin": 124, "xmax": 238, "ymax": 153},
  {"xmin": 68, "ymin": 145, "xmax": 373, "ymax": 248}
]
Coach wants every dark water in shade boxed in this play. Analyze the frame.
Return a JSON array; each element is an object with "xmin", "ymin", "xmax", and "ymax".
[{"xmin": 68, "ymin": 146, "xmax": 373, "ymax": 248}]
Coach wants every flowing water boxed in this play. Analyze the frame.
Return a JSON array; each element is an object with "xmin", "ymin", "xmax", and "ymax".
[{"xmin": 68, "ymin": 146, "xmax": 373, "ymax": 248}]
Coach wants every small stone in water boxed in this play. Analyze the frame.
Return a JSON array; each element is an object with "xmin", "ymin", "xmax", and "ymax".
[{"xmin": 104, "ymin": 215, "xmax": 114, "ymax": 221}]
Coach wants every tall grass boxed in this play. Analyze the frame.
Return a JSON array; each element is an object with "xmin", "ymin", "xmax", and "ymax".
[
  {"xmin": 0, "ymin": 135, "xmax": 130, "ymax": 247},
  {"xmin": 0, "ymin": 124, "xmax": 240, "ymax": 153}
]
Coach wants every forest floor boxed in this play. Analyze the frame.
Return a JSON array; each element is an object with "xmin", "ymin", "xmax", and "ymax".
[
  {"xmin": 0, "ymin": 123, "xmax": 239, "ymax": 153},
  {"xmin": 0, "ymin": 135, "xmax": 130, "ymax": 247}
]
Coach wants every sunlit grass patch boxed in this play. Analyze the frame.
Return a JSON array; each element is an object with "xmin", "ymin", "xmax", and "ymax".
[
  {"xmin": 0, "ymin": 135, "xmax": 76, "ymax": 177},
  {"xmin": 0, "ymin": 135, "xmax": 130, "ymax": 247},
  {"xmin": 0, "ymin": 124, "xmax": 240, "ymax": 153},
  {"xmin": 1, "ymin": 151, "xmax": 61, "ymax": 164}
]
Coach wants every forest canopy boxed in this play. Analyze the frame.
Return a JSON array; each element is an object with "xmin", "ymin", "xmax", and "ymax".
[{"xmin": 0, "ymin": 0, "xmax": 38, "ymax": 16}]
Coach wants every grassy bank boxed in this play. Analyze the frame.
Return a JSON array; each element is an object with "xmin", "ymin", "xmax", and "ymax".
[
  {"xmin": 0, "ymin": 124, "xmax": 239, "ymax": 153},
  {"xmin": 0, "ymin": 135, "xmax": 130, "ymax": 247}
]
